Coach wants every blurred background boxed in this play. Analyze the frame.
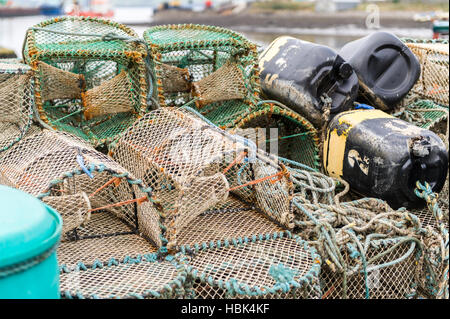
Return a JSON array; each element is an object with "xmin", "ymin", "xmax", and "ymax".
[{"xmin": 1, "ymin": 0, "xmax": 449, "ymax": 58}]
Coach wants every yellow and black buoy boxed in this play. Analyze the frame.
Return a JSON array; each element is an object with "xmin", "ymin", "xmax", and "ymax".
[{"xmin": 324, "ymin": 108, "xmax": 448, "ymax": 209}]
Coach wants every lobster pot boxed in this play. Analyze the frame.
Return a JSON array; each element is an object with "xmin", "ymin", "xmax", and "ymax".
[
  {"xmin": 55, "ymin": 207, "xmax": 187, "ymax": 299},
  {"xmin": 23, "ymin": 17, "xmax": 148, "ymax": 147},
  {"xmin": 400, "ymin": 39, "xmax": 449, "ymax": 107},
  {"xmin": 0, "ymin": 129, "xmax": 163, "ymax": 248},
  {"xmin": 59, "ymin": 254, "xmax": 187, "ymax": 299},
  {"xmin": 143, "ymin": 24, "xmax": 261, "ymax": 117},
  {"xmin": 0, "ymin": 61, "xmax": 34, "ymax": 153},
  {"xmin": 174, "ymin": 195, "xmax": 283, "ymax": 248},
  {"xmin": 180, "ymin": 231, "xmax": 321, "ymax": 299},
  {"xmin": 110, "ymin": 107, "xmax": 294, "ymax": 251},
  {"xmin": 231, "ymin": 104, "xmax": 321, "ymax": 170}
]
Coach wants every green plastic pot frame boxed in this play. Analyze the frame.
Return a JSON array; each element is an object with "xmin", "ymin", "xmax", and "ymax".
[
  {"xmin": 23, "ymin": 16, "xmax": 149, "ymax": 147},
  {"xmin": 143, "ymin": 24, "xmax": 261, "ymax": 111},
  {"xmin": 231, "ymin": 102, "xmax": 321, "ymax": 171},
  {"xmin": 176, "ymin": 230, "xmax": 322, "ymax": 298}
]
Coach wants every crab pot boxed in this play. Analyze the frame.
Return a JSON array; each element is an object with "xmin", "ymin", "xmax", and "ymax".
[
  {"xmin": 143, "ymin": 24, "xmax": 261, "ymax": 118},
  {"xmin": 400, "ymin": 39, "xmax": 449, "ymax": 107},
  {"xmin": 23, "ymin": 16, "xmax": 148, "ymax": 147},
  {"xmin": 0, "ymin": 60, "xmax": 34, "ymax": 154},
  {"xmin": 232, "ymin": 103, "xmax": 321, "ymax": 170},
  {"xmin": 109, "ymin": 107, "xmax": 295, "ymax": 251},
  {"xmin": 0, "ymin": 185, "xmax": 62, "ymax": 299},
  {"xmin": 0, "ymin": 129, "xmax": 164, "ymax": 249},
  {"xmin": 180, "ymin": 231, "xmax": 321, "ymax": 299},
  {"xmin": 55, "ymin": 207, "xmax": 188, "ymax": 299},
  {"xmin": 174, "ymin": 195, "xmax": 320, "ymax": 300}
]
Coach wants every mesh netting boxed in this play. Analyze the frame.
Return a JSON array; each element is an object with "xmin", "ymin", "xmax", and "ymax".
[
  {"xmin": 293, "ymin": 193, "xmax": 447, "ymax": 299},
  {"xmin": 319, "ymin": 240, "xmax": 417, "ymax": 299},
  {"xmin": 109, "ymin": 107, "xmax": 295, "ymax": 251},
  {"xmin": 56, "ymin": 208, "xmax": 187, "ymax": 299},
  {"xmin": 42, "ymin": 192, "xmax": 91, "ymax": 235},
  {"xmin": 0, "ymin": 61, "xmax": 34, "ymax": 153},
  {"xmin": 38, "ymin": 61, "xmax": 85, "ymax": 101},
  {"xmin": 231, "ymin": 103, "xmax": 321, "ymax": 170},
  {"xmin": 59, "ymin": 257, "xmax": 186, "ymax": 299},
  {"xmin": 400, "ymin": 39, "xmax": 449, "ymax": 107},
  {"xmin": 0, "ymin": 128, "xmax": 165, "ymax": 248},
  {"xmin": 393, "ymin": 99, "xmax": 448, "ymax": 131},
  {"xmin": 192, "ymin": 61, "xmax": 248, "ymax": 108},
  {"xmin": 143, "ymin": 24, "xmax": 261, "ymax": 119},
  {"xmin": 23, "ymin": 16, "xmax": 148, "ymax": 147},
  {"xmin": 82, "ymin": 70, "xmax": 135, "ymax": 120},
  {"xmin": 179, "ymin": 232, "xmax": 321, "ymax": 299},
  {"xmin": 175, "ymin": 195, "xmax": 284, "ymax": 249}
]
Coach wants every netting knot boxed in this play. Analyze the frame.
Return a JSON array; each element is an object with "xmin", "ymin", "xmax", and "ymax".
[{"xmin": 269, "ymin": 263, "xmax": 298, "ymax": 284}]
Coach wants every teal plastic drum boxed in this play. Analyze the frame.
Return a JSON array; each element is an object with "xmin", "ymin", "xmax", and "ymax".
[{"xmin": 0, "ymin": 185, "xmax": 62, "ymax": 299}]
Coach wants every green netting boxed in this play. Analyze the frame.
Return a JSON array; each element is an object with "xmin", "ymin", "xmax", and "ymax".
[
  {"xmin": 23, "ymin": 16, "xmax": 148, "ymax": 147},
  {"xmin": 143, "ymin": 24, "xmax": 261, "ymax": 116},
  {"xmin": 230, "ymin": 103, "xmax": 321, "ymax": 171},
  {"xmin": 393, "ymin": 99, "xmax": 448, "ymax": 131}
]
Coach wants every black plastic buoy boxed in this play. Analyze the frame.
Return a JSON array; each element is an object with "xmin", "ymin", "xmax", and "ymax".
[
  {"xmin": 259, "ymin": 36, "xmax": 359, "ymax": 127},
  {"xmin": 323, "ymin": 109, "xmax": 448, "ymax": 209},
  {"xmin": 339, "ymin": 32, "xmax": 421, "ymax": 110}
]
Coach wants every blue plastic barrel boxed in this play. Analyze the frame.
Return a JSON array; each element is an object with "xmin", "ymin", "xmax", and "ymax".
[{"xmin": 0, "ymin": 185, "xmax": 62, "ymax": 299}]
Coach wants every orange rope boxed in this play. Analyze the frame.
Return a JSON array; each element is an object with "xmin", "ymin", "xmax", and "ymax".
[
  {"xmin": 322, "ymin": 285, "xmax": 336, "ymax": 299},
  {"xmin": 222, "ymin": 151, "xmax": 247, "ymax": 174},
  {"xmin": 227, "ymin": 164, "xmax": 289, "ymax": 192},
  {"xmin": 428, "ymin": 83, "xmax": 446, "ymax": 95},
  {"xmin": 88, "ymin": 195, "xmax": 148, "ymax": 213},
  {"xmin": 89, "ymin": 177, "xmax": 121, "ymax": 198},
  {"xmin": 227, "ymin": 170, "xmax": 283, "ymax": 192}
]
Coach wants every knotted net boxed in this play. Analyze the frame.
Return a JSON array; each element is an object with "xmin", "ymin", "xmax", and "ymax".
[
  {"xmin": 109, "ymin": 107, "xmax": 295, "ymax": 252},
  {"xmin": 0, "ymin": 127, "xmax": 188, "ymax": 299},
  {"xmin": 0, "ymin": 60, "xmax": 34, "ymax": 153},
  {"xmin": 231, "ymin": 102, "xmax": 321, "ymax": 170},
  {"xmin": 143, "ymin": 24, "xmax": 261, "ymax": 117},
  {"xmin": 23, "ymin": 16, "xmax": 148, "ymax": 147},
  {"xmin": 400, "ymin": 39, "xmax": 449, "ymax": 107}
]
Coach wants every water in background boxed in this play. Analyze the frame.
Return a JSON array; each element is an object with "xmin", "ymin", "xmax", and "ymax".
[{"xmin": 1, "ymin": 12, "xmax": 432, "ymax": 58}]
